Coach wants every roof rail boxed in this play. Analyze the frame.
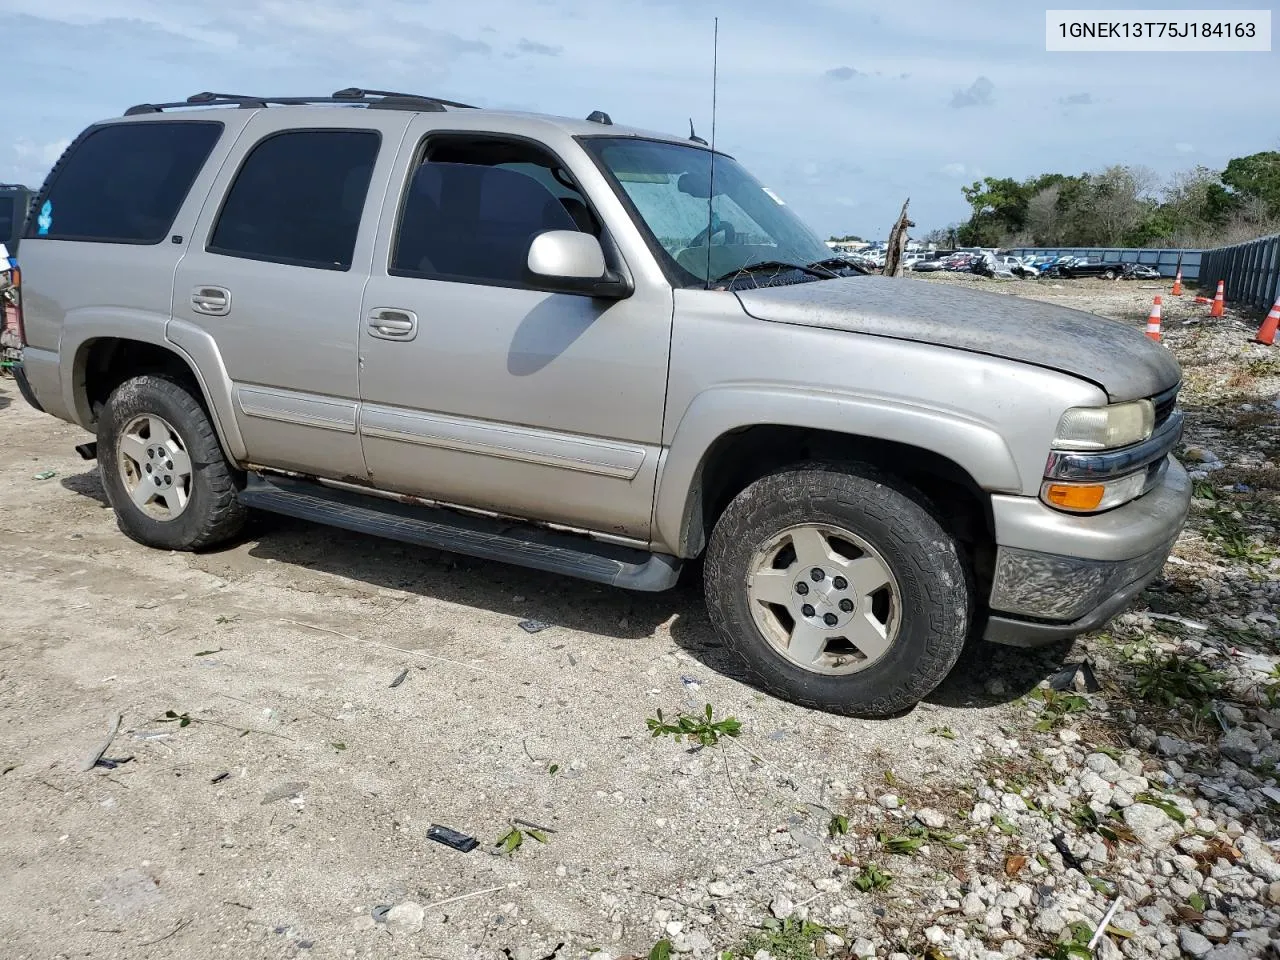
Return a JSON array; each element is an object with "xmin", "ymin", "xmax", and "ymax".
[{"xmin": 123, "ymin": 88, "xmax": 479, "ymax": 117}]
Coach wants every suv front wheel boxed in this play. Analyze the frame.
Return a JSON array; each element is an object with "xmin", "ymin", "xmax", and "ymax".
[
  {"xmin": 704, "ymin": 463, "xmax": 971, "ymax": 717},
  {"xmin": 97, "ymin": 374, "xmax": 246, "ymax": 551}
]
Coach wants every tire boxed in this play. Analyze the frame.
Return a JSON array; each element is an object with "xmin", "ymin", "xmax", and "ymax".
[
  {"xmin": 703, "ymin": 462, "xmax": 971, "ymax": 717},
  {"xmin": 97, "ymin": 374, "xmax": 246, "ymax": 551},
  {"xmin": 1103, "ymin": 269, "xmax": 1116, "ymax": 281}
]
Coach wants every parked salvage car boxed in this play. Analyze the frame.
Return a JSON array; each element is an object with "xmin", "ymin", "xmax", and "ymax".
[
  {"xmin": 1058, "ymin": 257, "xmax": 1123, "ymax": 280},
  {"xmin": 13, "ymin": 88, "xmax": 1190, "ymax": 717},
  {"xmin": 1121, "ymin": 263, "xmax": 1162, "ymax": 280}
]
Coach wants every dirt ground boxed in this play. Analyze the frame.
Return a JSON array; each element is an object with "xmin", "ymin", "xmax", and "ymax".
[{"xmin": 0, "ymin": 276, "xmax": 1274, "ymax": 960}]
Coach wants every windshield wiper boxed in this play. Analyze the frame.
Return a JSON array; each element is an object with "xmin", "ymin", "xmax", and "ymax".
[
  {"xmin": 806, "ymin": 257, "xmax": 871, "ymax": 275},
  {"xmin": 711, "ymin": 260, "xmax": 834, "ymax": 286}
]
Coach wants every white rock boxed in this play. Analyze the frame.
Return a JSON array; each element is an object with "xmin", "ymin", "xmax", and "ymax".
[
  {"xmin": 916, "ymin": 808, "xmax": 947, "ymax": 829},
  {"xmin": 924, "ymin": 926, "xmax": 946, "ymax": 944},
  {"xmin": 770, "ymin": 894, "xmax": 794, "ymax": 919},
  {"xmin": 878, "ymin": 794, "xmax": 901, "ymax": 810},
  {"xmin": 684, "ymin": 931, "xmax": 713, "ymax": 954},
  {"xmin": 851, "ymin": 938, "xmax": 876, "ymax": 958},
  {"xmin": 1199, "ymin": 921, "xmax": 1228, "ymax": 939},
  {"xmin": 707, "ymin": 880, "xmax": 733, "ymax": 897},
  {"xmin": 1033, "ymin": 908, "xmax": 1066, "ymax": 936},
  {"xmin": 961, "ymin": 892, "xmax": 985, "ymax": 916},
  {"xmin": 1123, "ymin": 802, "xmax": 1181, "ymax": 848},
  {"xmin": 1001, "ymin": 793, "xmax": 1027, "ymax": 812},
  {"xmin": 666, "ymin": 921, "xmax": 685, "ymax": 937},
  {"xmin": 385, "ymin": 902, "xmax": 425, "ymax": 935},
  {"xmin": 588, "ymin": 952, "xmax": 616, "ymax": 960},
  {"xmin": 969, "ymin": 801, "xmax": 995, "ymax": 823},
  {"xmin": 1059, "ymin": 730, "xmax": 1082, "ymax": 744}
]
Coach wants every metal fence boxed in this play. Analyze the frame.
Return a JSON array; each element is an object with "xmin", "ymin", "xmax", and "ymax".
[
  {"xmin": 1006, "ymin": 247, "xmax": 1202, "ymax": 280},
  {"xmin": 1196, "ymin": 232, "xmax": 1280, "ymax": 312}
]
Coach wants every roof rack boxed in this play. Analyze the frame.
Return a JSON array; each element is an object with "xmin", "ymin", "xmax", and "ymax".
[{"xmin": 123, "ymin": 88, "xmax": 479, "ymax": 117}]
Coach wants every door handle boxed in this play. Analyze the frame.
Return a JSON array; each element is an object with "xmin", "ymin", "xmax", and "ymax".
[
  {"xmin": 191, "ymin": 286, "xmax": 231, "ymax": 316},
  {"xmin": 367, "ymin": 308, "xmax": 418, "ymax": 341}
]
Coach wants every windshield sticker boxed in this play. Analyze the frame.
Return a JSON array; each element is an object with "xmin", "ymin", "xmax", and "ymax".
[
  {"xmin": 36, "ymin": 200, "xmax": 53, "ymax": 236},
  {"xmin": 762, "ymin": 187, "xmax": 786, "ymax": 205}
]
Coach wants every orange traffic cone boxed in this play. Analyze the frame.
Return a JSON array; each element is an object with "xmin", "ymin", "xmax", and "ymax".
[
  {"xmin": 1145, "ymin": 296, "xmax": 1163, "ymax": 342},
  {"xmin": 1210, "ymin": 280, "xmax": 1225, "ymax": 317},
  {"xmin": 1194, "ymin": 295, "xmax": 1211, "ymax": 304},
  {"xmin": 1172, "ymin": 269, "xmax": 1183, "ymax": 296},
  {"xmin": 1254, "ymin": 299, "xmax": 1280, "ymax": 346}
]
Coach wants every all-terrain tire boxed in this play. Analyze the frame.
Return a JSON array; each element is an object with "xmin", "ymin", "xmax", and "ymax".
[
  {"xmin": 97, "ymin": 374, "xmax": 246, "ymax": 551},
  {"xmin": 703, "ymin": 462, "xmax": 971, "ymax": 717}
]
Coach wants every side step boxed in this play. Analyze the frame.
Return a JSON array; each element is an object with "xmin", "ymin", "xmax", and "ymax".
[{"xmin": 238, "ymin": 473, "xmax": 682, "ymax": 592}]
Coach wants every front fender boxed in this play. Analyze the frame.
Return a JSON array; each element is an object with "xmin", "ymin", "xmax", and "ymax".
[
  {"xmin": 652, "ymin": 384, "xmax": 1024, "ymax": 556},
  {"xmin": 59, "ymin": 309, "xmax": 246, "ymax": 462}
]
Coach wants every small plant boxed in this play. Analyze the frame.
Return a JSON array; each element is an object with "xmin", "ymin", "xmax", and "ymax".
[
  {"xmin": 828, "ymin": 814, "xmax": 849, "ymax": 838},
  {"xmin": 1041, "ymin": 921, "xmax": 1095, "ymax": 960},
  {"xmin": 157, "ymin": 709, "xmax": 192, "ymax": 728},
  {"xmin": 883, "ymin": 768, "xmax": 899, "ymax": 787},
  {"xmin": 1031, "ymin": 688, "xmax": 1090, "ymax": 731},
  {"xmin": 928, "ymin": 725, "xmax": 957, "ymax": 740},
  {"xmin": 548, "ymin": 763, "xmax": 560, "ymax": 776},
  {"xmin": 1188, "ymin": 892, "xmax": 1207, "ymax": 912},
  {"xmin": 851, "ymin": 862, "xmax": 892, "ymax": 892},
  {"xmin": 193, "ymin": 647, "xmax": 224, "ymax": 657},
  {"xmin": 214, "ymin": 614, "xmax": 240, "ymax": 625},
  {"xmin": 733, "ymin": 916, "xmax": 829, "ymax": 960},
  {"xmin": 993, "ymin": 814, "xmax": 1020, "ymax": 836},
  {"xmin": 647, "ymin": 940, "xmax": 673, "ymax": 960},
  {"xmin": 876, "ymin": 823, "xmax": 966, "ymax": 856},
  {"xmin": 1263, "ymin": 665, "xmax": 1280, "ymax": 708},
  {"xmin": 646, "ymin": 704, "xmax": 742, "ymax": 747},
  {"xmin": 494, "ymin": 824, "xmax": 548, "ymax": 854},
  {"xmin": 1132, "ymin": 653, "xmax": 1221, "ymax": 709},
  {"xmin": 1191, "ymin": 479, "xmax": 1218, "ymax": 501}
]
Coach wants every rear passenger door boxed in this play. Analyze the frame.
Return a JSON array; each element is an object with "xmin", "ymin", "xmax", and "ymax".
[{"xmin": 172, "ymin": 110, "xmax": 411, "ymax": 480}]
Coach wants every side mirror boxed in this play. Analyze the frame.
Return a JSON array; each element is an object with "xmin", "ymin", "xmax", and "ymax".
[{"xmin": 527, "ymin": 230, "xmax": 632, "ymax": 299}]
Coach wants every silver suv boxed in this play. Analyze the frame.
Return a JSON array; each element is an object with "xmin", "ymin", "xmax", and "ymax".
[{"xmin": 12, "ymin": 89, "xmax": 1190, "ymax": 716}]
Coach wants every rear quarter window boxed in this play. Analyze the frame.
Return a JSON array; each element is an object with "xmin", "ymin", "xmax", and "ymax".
[{"xmin": 28, "ymin": 121, "xmax": 223, "ymax": 244}]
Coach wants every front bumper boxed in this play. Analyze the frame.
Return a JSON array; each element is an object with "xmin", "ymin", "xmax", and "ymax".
[{"xmin": 983, "ymin": 456, "xmax": 1191, "ymax": 647}]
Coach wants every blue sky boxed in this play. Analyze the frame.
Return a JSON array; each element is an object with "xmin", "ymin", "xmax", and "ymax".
[{"xmin": 0, "ymin": 0, "xmax": 1274, "ymax": 238}]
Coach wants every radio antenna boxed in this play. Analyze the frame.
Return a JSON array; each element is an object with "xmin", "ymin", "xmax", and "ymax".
[{"xmin": 703, "ymin": 16, "xmax": 719, "ymax": 290}]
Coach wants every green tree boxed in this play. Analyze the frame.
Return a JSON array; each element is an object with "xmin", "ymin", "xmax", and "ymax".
[{"xmin": 1221, "ymin": 151, "xmax": 1280, "ymax": 218}]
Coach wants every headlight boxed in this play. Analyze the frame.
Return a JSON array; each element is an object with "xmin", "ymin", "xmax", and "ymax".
[
  {"xmin": 1041, "ymin": 472, "xmax": 1149, "ymax": 513},
  {"xmin": 1053, "ymin": 400, "xmax": 1154, "ymax": 451}
]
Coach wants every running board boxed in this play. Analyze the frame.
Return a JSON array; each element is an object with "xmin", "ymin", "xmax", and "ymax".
[{"xmin": 238, "ymin": 474, "xmax": 682, "ymax": 592}]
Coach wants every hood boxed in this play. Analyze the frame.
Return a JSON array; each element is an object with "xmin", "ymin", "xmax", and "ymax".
[{"xmin": 734, "ymin": 275, "xmax": 1181, "ymax": 402}]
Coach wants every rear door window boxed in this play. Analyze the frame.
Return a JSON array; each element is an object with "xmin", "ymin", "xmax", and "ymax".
[
  {"xmin": 29, "ymin": 121, "xmax": 223, "ymax": 244},
  {"xmin": 208, "ymin": 129, "xmax": 380, "ymax": 271}
]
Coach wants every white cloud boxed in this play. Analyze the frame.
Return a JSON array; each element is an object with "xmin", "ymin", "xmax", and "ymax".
[
  {"xmin": 13, "ymin": 138, "xmax": 70, "ymax": 166},
  {"xmin": 940, "ymin": 162, "xmax": 968, "ymax": 177},
  {"xmin": 949, "ymin": 75, "xmax": 994, "ymax": 108},
  {"xmin": 1175, "ymin": 142, "xmax": 1196, "ymax": 154}
]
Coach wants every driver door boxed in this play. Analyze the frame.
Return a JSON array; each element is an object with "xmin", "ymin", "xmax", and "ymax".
[{"xmin": 355, "ymin": 126, "xmax": 673, "ymax": 540}]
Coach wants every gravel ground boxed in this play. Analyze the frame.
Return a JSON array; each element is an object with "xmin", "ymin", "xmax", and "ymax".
[{"xmin": 0, "ymin": 276, "xmax": 1277, "ymax": 960}]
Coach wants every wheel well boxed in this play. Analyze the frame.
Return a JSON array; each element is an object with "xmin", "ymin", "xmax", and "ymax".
[
  {"xmin": 685, "ymin": 425, "xmax": 996, "ymax": 595},
  {"xmin": 79, "ymin": 338, "xmax": 205, "ymax": 423}
]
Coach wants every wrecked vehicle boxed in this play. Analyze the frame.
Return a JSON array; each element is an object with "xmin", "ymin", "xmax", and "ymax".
[
  {"xmin": 13, "ymin": 89, "xmax": 1190, "ymax": 716},
  {"xmin": 1121, "ymin": 263, "xmax": 1163, "ymax": 280}
]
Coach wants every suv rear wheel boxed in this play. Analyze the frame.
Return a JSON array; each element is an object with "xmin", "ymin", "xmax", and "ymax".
[
  {"xmin": 703, "ymin": 462, "xmax": 971, "ymax": 717},
  {"xmin": 97, "ymin": 374, "xmax": 246, "ymax": 550}
]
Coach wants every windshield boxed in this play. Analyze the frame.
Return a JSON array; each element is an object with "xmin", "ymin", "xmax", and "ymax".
[{"xmin": 581, "ymin": 137, "xmax": 835, "ymax": 287}]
